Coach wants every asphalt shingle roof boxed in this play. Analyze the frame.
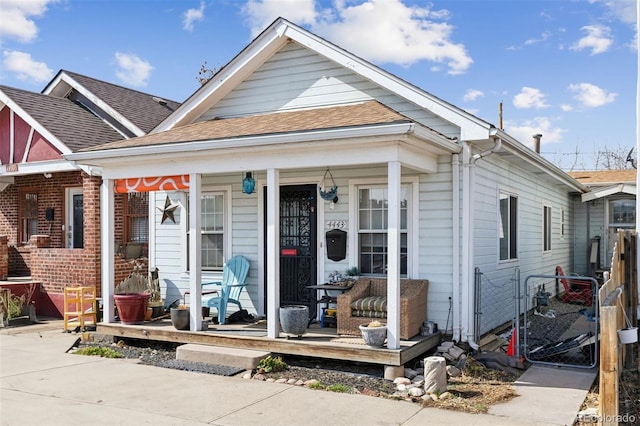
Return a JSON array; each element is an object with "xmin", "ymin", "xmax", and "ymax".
[
  {"xmin": 1, "ymin": 85, "xmax": 124, "ymax": 152},
  {"xmin": 61, "ymin": 70, "xmax": 181, "ymax": 134},
  {"xmin": 568, "ymin": 170, "xmax": 637, "ymax": 185},
  {"xmin": 81, "ymin": 101, "xmax": 419, "ymax": 152}
]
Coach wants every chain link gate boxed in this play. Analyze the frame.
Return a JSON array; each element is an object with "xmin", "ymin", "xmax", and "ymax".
[
  {"xmin": 475, "ymin": 267, "xmax": 519, "ymax": 347},
  {"xmin": 521, "ymin": 273, "xmax": 598, "ymax": 369}
]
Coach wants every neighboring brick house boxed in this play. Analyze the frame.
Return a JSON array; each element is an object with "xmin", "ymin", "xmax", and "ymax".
[{"xmin": 0, "ymin": 71, "xmax": 179, "ymax": 317}]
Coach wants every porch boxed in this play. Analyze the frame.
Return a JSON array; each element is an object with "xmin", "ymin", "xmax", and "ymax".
[{"xmin": 96, "ymin": 319, "xmax": 441, "ymax": 367}]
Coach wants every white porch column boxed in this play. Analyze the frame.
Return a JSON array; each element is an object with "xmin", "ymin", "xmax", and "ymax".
[
  {"xmin": 266, "ymin": 168, "xmax": 280, "ymax": 338},
  {"xmin": 188, "ymin": 173, "xmax": 202, "ymax": 331},
  {"xmin": 100, "ymin": 178, "xmax": 115, "ymax": 323},
  {"xmin": 386, "ymin": 161, "xmax": 401, "ymax": 349}
]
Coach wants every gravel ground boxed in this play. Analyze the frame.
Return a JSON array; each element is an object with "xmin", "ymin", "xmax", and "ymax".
[
  {"xmin": 73, "ymin": 334, "xmax": 520, "ymax": 413},
  {"xmin": 75, "ymin": 334, "xmax": 396, "ymax": 391}
]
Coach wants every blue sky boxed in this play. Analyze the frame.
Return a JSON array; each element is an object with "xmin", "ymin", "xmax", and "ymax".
[{"xmin": 0, "ymin": 0, "xmax": 637, "ymax": 170}]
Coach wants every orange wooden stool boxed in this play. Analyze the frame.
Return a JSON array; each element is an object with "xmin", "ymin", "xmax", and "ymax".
[{"xmin": 63, "ymin": 286, "xmax": 97, "ymax": 331}]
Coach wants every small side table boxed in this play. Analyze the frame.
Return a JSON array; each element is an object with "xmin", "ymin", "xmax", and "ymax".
[{"xmin": 306, "ymin": 283, "xmax": 352, "ymax": 328}]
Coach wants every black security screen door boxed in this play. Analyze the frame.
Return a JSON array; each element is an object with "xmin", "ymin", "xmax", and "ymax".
[{"xmin": 264, "ymin": 184, "xmax": 317, "ymax": 318}]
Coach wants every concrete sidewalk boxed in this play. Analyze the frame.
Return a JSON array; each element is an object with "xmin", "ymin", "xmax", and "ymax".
[{"xmin": 1, "ymin": 322, "xmax": 595, "ymax": 426}]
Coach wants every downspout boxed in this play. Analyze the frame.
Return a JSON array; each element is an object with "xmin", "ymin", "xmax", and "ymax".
[
  {"xmin": 452, "ymin": 153, "xmax": 461, "ymax": 342},
  {"xmin": 465, "ymin": 137, "xmax": 502, "ymax": 350}
]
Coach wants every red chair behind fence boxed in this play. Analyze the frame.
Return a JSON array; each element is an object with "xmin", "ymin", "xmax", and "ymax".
[{"xmin": 555, "ymin": 266, "xmax": 593, "ymax": 306}]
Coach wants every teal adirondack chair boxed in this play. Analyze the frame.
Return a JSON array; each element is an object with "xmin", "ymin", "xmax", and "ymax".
[{"xmin": 202, "ymin": 255, "xmax": 250, "ymax": 325}]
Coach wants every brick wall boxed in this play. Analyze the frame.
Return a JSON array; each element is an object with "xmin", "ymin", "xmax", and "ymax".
[
  {"xmin": 2, "ymin": 172, "xmax": 148, "ymax": 317},
  {"xmin": 0, "ymin": 236, "xmax": 7, "ymax": 280}
]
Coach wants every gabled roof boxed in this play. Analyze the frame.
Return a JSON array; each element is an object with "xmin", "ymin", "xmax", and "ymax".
[
  {"xmin": 78, "ymin": 101, "xmax": 453, "ymax": 152},
  {"xmin": 156, "ymin": 17, "xmax": 493, "ymax": 141},
  {"xmin": 568, "ymin": 170, "xmax": 637, "ymax": 186},
  {"xmin": 0, "ymin": 85, "xmax": 123, "ymax": 152},
  {"xmin": 43, "ymin": 70, "xmax": 181, "ymax": 135}
]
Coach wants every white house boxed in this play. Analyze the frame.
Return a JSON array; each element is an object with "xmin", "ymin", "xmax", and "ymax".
[{"xmin": 67, "ymin": 18, "xmax": 586, "ymax": 349}]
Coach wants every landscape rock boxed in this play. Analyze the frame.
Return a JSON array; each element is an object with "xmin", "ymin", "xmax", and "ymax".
[
  {"xmin": 404, "ymin": 368, "xmax": 418, "ymax": 379},
  {"xmin": 446, "ymin": 365, "xmax": 461, "ymax": 377},
  {"xmin": 394, "ymin": 377, "xmax": 411, "ymax": 385},
  {"xmin": 252, "ymin": 373, "xmax": 265, "ymax": 381},
  {"xmin": 408, "ymin": 387, "xmax": 425, "ymax": 397}
]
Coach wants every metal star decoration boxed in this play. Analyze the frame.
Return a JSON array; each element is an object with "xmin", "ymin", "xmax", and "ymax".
[{"xmin": 157, "ymin": 196, "xmax": 179, "ymax": 224}]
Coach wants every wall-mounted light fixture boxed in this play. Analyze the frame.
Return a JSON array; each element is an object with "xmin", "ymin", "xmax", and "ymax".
[
  {"xmin": 242, "ymin": 171, "xmax": 256, "ymax": 194},
  {"xmin": 43, "ymin": 173, "xmax": 52, "ymax": 179}
]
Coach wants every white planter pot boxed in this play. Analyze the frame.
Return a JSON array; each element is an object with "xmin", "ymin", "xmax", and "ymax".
[
  {"xmin": 618, "ymin": 327, "xmax": 638, "ymax": 344},
  {"xmin": 359, "ymin": 324, "xmax": 387, "ymax": 347}
]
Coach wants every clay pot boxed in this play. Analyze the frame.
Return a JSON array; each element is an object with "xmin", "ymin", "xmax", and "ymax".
[{"xmin": 114, "ymin": 293, "xmax": 150, "ymax": 325}]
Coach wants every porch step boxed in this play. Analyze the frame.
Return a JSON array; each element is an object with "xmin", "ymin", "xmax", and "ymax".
[{"xmin": 176, "ymin": 344, "xmax": 270, "ymax": 370}]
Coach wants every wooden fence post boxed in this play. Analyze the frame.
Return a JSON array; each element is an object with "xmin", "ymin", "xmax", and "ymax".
[{"xmin": 599, "ymin": 305, "xmax": 618, "ymax": 425}]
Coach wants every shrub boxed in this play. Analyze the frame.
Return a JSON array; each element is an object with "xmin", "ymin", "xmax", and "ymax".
[{"xmin": 257, "ymin": 355, "xmax": 287, "ymax": 373}]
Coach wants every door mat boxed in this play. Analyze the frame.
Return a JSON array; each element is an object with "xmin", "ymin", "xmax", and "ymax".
[
  {"xmin": 330, "ymin": 337, "xmax": 367, "ymax": 345},
  {"xmin": 158, "ymin": 359, "xmax": 245, "ymax": 376}
]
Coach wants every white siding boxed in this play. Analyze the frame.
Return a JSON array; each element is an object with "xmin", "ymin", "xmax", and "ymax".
[
  {"xmin": 471, "ymin": 154, "xmax": 576, "ymax": 333},
  {"xmin": 200, "ymin": 42, "xmax": 460, "ymax": 138}
]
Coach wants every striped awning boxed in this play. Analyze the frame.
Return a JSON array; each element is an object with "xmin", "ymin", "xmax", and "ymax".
[{"xmin": 114, "ymin": 175, "xmax": 190, "ymax": 193}]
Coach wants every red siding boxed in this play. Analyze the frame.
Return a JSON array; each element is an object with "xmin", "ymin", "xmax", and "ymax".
[
  {"xmin": 26, "ymin": 130, "xmax": 62, "ymax": 162},
  {"xmin": 0, "ymin": 108, "xmax": 11, "ymax": 164}
]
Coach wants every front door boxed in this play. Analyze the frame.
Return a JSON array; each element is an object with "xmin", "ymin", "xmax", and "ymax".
[
  {"xmin": 65, "ymin": 187, "xmax": 84, "ymax": 248},
  {"xmin": 264, "ymin": 184, "xmax": 318, "ymax": 319}
]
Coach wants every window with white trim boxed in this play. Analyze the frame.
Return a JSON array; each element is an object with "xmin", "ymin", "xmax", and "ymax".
[
  {"xmin": 187, "ymin": 192, "xmax": 225, "ymax": 270},
  {"xmin": 543, "ymin": 205, "xmax": 552, "ymax": 252},
  {"xmin": 357, "ymin": 185, "xmax": 408, "ymax": 275},
  {"xmin": 499, "ymin": 191, "xmax": 518, "ymax": 261},
  {"xmin": 560, "ymin": 208, "xmax": 566, "ymax": 240}
]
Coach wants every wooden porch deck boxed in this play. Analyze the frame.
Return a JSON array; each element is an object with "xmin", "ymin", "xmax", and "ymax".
[{"xmin": 97, "ymin": 319, "xmax": 440, "ymax": 367}]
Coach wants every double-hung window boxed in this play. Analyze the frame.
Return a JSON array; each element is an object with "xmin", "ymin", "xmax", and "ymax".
[
  {"xmin": 357, "ymin": 185, "xmax": 409, "ymax": 275},
  {"xmin": 499, "ymin": 191, "xmax": 518, "ymax": 261},
  {"xmin": 187, "ymin": 191, "xmax": 226, "ymax": 271}
]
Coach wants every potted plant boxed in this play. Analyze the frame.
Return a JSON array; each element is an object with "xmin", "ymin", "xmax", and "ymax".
[
  {"xmin": 344, "ymin": 267, "xmax": 359, "ymax": 286},
  {"xmin": 147, "ymin": 268, "xmax": 164, "ymax": 318},
  {"xmin": 359, "ymin": 320, "xmax": 387, "ymax": 347},
  {"xmin": 114, "ymin": 271, "xmax": 151, "ymax": 325},
  {"xmin": 170, "ymin": 304, "xmax": 190, "ymax": 330}
]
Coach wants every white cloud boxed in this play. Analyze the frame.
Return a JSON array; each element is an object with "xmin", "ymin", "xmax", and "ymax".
[
  {"xmin": 0, "ymin": 0, "xmax": 55, "ymax": 43},
  {"xmin": 114, "ymin": 52, "xmax": 153, "ymax": 87},
  {"xmin": 183, "ymin": 1, "xmax": 205, "ymax": 32},
  {"xmin": 570, "ymin": 25, "xmax": 613, "ymax": 55},
  {"xmin": 2, "ymin": 50, "xmax": 53, "ymax": 83},
  {"xmin": 513, "ymin": 87, "xmax": 549, "ymax": 109},
  {"xmin": 504, "ymin": 116, "xmax": 567, "ymax": 148},
  {"xmin": 601, "ymin": 0, "xmax": 637, "ymax": 25},
  {"xmin": 524, "ymin": 30, "xmax": 551, "ymax": 46},
  {"xmin": 241, "ymin": 0, "xmax": 473, "ymax": 75},
  {"xmin": 568, "ymin": 82, "xmax": 617, "ymax": 107},
  {"xmin": 463, "ymin": 89, "xmax": 484, "ymax": 102},
  {"xmin": 242, "ymin": 0, "xmax": 318, "ymax": 35},
  {"xmin": 560, "ymin": 104, "xmax": 573, "ymax": 112}
]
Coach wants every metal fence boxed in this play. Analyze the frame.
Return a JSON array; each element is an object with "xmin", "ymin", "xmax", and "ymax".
[
  {"xmin": 474, "ymin": 266, "xmax": 600, "ymax": 369},
  {"xmin": 522, "ymin": 273, "xmax": 599, "ymax": 369},
  {"xmin": 475, "ymin": 267, "xmax": 519, "ymax": 341}
]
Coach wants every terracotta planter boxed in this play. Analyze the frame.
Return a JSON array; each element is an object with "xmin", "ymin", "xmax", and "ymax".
[{"xmin": 114, "ymin": 293, "xmax": 150, "ymax": 325}]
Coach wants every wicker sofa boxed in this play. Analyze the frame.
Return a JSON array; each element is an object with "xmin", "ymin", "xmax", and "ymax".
[{"xmin": 337, "ymin": 278, "xmax": 428, "ymax": 340}]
